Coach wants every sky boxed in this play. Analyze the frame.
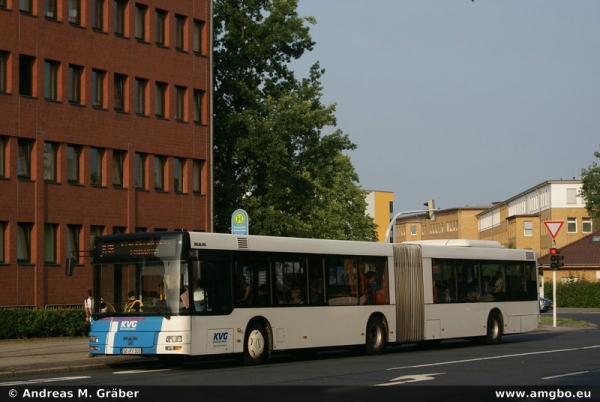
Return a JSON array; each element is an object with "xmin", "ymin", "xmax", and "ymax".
[{"xmin": 291, "ymin": 0, "xmax": 600, "ymax": 214}]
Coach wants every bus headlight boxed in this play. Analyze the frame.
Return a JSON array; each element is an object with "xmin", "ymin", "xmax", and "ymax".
[
  {"xmin": 89, "ymin": 336, "xmax": 98, "ymax": 343},
  {"xmin": 166, "ymin": 336, "xmax": 182, "ymax": 343}
]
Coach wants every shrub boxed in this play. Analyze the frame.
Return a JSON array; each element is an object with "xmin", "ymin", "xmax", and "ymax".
[
  {"xmin": 0, "ymin": 309, "xmax": 88, "ymax": 339},
  {"xmin": 543, "ymin": 277, "xmax": 600, "ymax": 308}
]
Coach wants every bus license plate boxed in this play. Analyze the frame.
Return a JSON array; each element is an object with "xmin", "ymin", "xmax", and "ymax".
[{"xmin": 122, "ymin": 348, "xmax": 142, "ymax": 354}]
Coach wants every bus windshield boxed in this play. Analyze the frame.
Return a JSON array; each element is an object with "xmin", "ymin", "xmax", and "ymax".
[{"xmin": 93, "ymin": 233, "xmax": 189, "ymax": 316}]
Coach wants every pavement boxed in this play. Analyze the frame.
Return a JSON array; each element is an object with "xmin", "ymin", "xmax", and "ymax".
[{"xmin": 0, "ymin": 319, "xmax": 596, "ymax": 379}]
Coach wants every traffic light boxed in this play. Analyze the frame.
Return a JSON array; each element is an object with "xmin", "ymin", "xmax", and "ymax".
[
  {"xmin": 538, "ymin": 266, "xmax": 544, "ymax": 276},
  {"xmin": 549, "ymin": 247, "xmax": 563, "ymax": 270},
  {"xmin": 424, "ymin": 199, "xmax": 436, "ymax": 221}
]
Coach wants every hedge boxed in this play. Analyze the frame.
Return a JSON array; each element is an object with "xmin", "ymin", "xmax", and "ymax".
[
  {"xmin": 543, "ymin": 278, "xmax": 600, "ymax": 308},
  {"xmin": 0, "ymin": 309, "xmax": 89, "ymax": 340}
]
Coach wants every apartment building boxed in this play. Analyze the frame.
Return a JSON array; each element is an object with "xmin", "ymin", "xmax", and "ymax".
[
  {"xmin": 394, "ymin": 206, "xmax": 489, "ymax": 243},
  {"xmin": 478, "ymin": 180, "xmax": 591, "ymax": 256},
  {"xmin": 0, "ymin": 0, "xmax": 212, "ymax": 308},
  {"xmin": 365, "ymin": 190, "xmax": 394, "ymax": 242}
]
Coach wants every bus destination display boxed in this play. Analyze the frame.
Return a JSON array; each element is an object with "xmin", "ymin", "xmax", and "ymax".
[{"xmin": 99, "ymin": 237, "xmax": 179, "ymax": 259}]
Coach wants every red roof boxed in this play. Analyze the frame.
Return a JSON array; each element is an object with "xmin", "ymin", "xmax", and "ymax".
[{"xmin": 538, "ymin": 230, "xmax": 600, "ymax": 266}]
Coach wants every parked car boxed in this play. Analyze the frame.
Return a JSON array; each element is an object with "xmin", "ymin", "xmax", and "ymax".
[{"xmin": 539, "ymin": 297, "xmax": 553, "ymax": 312}]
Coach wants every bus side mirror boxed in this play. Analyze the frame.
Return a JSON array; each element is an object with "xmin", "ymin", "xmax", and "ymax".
[{"xmin": 66, "ymin": 257, "xmax": 75, "ymax": 276}]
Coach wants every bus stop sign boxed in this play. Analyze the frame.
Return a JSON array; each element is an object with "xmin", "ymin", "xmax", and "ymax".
[
  {"xmin": 543, "ymin": 220, "xmax": 564, "ymax": 239},
  {"xmin": 231, "ymin": 209, "xmax": 249, "ymax": 235}
]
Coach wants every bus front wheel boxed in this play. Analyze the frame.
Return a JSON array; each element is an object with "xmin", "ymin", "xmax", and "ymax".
[
  {"xmin": 484, "ymin": 312, "xmax": 503, "ymax": 345},
  {"xmin": 365, "ymin": 316, "xmax": 386, "ymax": 355},
  {"xmin": 242, "ymin": 322, "xmax": 268, "ymax": 365}
]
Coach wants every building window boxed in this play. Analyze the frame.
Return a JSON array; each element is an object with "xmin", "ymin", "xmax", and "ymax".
[
  {"xmin": 44, "ymin": 60, "xmax": 59, "ymax": 101},
  {"xmin": 92, "ymin": 69, "xmax": 105, "ymax": 108},
  {"xmin": 90, "ymin": 225, "xmax": 104, "ymax": 251},
  {"xmin": 175, "ymin": 85, "xmax": 186, "ymax": 121},
  {"xmin": 154, "ymin": 155, "xmax": 165, "ymax": 190},
  {"xmin": 193, "ymin": 160, "xmax": 203, "ymax": 194},
  {"xmin": 135, "ymin": 3, "xmax": 147, "ymax": 41},
  {"xmin": 114, "ymin": 73, "xmax": 127, "ymax": 111},
  {"xmin": 193, "ymin": 89, "xmax": 204, "ymax": 124},
  {"xmin": 113, "ymin": 150, "xmax": 125, "ymax": 187},
  {"xmin": 155, "ymin": 9, "xmax": 167, "ymax": 46},
  {"xmin": 583, "ymin": 218, "xmax": 592, "ymax": 233},
  {"xmin": 67, "ymin": 145, "xmax": 81, "ymax": 183},
  {"xmin": 44, "ymin": 224, "xmax": 57, "ymax": 263},
  {"xmin": 0, "ymin": 222, "xmax": 5, "ymax": 263},
  {"xmin": 68, "ymin": 64, "xmax": 83, "ymax": 104},
  {"xmin": 0, "ymin": 0, "xmax": 6, "ymax": 9},
  {"xmin": 0, "ymin": 50, "xmax": 9, "ymax": 94},
  {"xmin": 44, "ymin": 142, "xmax": 57, "ymax": 181},
  {"xmin": 45, "ymin": 0, "xmax": 57, "ymax": 19},
  {"xmin": 135, "ymin": 152, "xmax": 145, "ymax": 189},
  {"xmin": 135, "ymin": 77, "xmax": 147, "ymax": 115},
  {"xmin": 91, "ymin": 147, "xmax": 104, "ymax": 185},
  {"xmin": 17, "ymin": 223, "xmax": 32, "ymax": 263},
  {"xmin": 67, "ymin": 225, "xmax": 81, "ymax": 263},
  {"xmin": 174, "ymin": 14, "xmax": 185, "ymax": 50},
  {"xmin": 92, "ymin": 0, "xmax": 104, "ymax": 30},
  {"xmin": 69, "ymin": 0, "xmax": 81, "ymax": 24},
  {"xmin": 567, "ymin": 217, "xmax": 577, "ymax": 233},
  {"xmin": 524, "ymin": 221, "xmax": 532, "ymax": 237},
  {"xmin": 113, "ymin": 226, "xmax": 126, "ymax": 234},
  {"xmin": 0, "ymin": 136, "xmax": 6, "ymax": 178},
  {"xmin": 410, "ymin": 225, "xmax": 417, "ymax": 236},
  {"xmin": 566, "ymin": 188, "xmax": 577, "ymax": 205},
  {"xmin": 193, "ymin": 19, "xmax": 204, "ymax": 54},
  {"xmin": 18, "ymin": 138, "xmax": 32, "ymax": 179},
  {"xmin": 155, "ymin": 81, "xmax": 167, "ymax": 117},
  {"xmin": 174, "ymin": 157, "xmax": 184, "ymax": 193},
  {"xmin": 20, "ymin": 0, "xmax": 32, "ymax": 14},
  {"xmin": 19, "ymin": 54, "xmax": 35, "ymax": 96},
  {"xmin": 114, "ymin": 0, "xmax": 127, "ymax": 36}
]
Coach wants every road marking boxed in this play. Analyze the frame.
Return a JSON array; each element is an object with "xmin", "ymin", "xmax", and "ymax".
[
  {"xmin": 376, "ymin": 373, "xmax": 445, "ymax": 386},
  {"xmin": 114, "ymin": 369, "xmax": 170, "ymax": 374},
  {"xmin": 542, "ymin": 371, "xmax": 589, "ymax": 380},
  {"xmin": 387, "ymin": 346, "xmax": 600, "ymax": 371},
  {"xmin": 0, "ymin": 376, "xmax": 90, "ymax": 387}
]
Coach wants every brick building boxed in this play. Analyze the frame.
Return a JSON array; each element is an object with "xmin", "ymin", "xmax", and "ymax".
[{"xmin": 0, "ymin": 0, "xmax": 212, "ymax": 308}]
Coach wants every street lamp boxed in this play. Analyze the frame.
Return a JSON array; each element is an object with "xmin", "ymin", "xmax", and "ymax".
[{"xmin": 383, "ymin": 200, "xmax": 437, "ymax": 243}]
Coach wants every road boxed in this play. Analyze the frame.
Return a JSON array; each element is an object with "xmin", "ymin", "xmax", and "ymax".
[{"xmin": 1, "ymin": 310, "xmax": 599, "ymax": 400}]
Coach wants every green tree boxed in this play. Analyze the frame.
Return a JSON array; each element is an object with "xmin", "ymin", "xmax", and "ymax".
[
  {"xmin": 213, "ymin": 0, "xmax": 377, "ymax": 240},
  {"xmin": 580, "ymin": 151, "xmax": 600, "ymax": 222}
]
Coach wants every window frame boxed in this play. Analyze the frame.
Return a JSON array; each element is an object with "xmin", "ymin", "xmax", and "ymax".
[
  {"xmin": 135, "ymin": 77, "xmax": 147, "ymax": 115},
  {"xmin": 0, "ymin": 221, "xmax": 5, "ymax": 263},
  {"xmin": 175, "ymin": 85, "xmax": 186, "ymax": 121},
  {"xmin": 44, "ymin": 142, "xmax": 58, "ymax": 182},
  {"xmin": 154, "ymin": 155, "xmax": 166, "ymax": 190},
  {"xmin": 20, "ymin": 0, "xmax": 33, "ymax": 14},
  {"xmin": 69, "ymin": 0, "xmax": 81, "ymax": 25},
  {"xmin": 113, "ymin": 150, "xmax": 125, "ymax": 187},
  {"xmin": 45, "ymin": 0, "xmax": 57, "ymax": 19},
  {"xmin": 0, "ymin": 50, "xmax": 9, "ymax": 94},
  {"xmin": 0, "ymin": 136, "xmax": 6, "ymax": 178},
  {"xmin": 174, "ymin": 14, "xmax": 186, "ymax": 50},
  {"xmin": 44, "ymin": 59, "xmax": 60, "ymax": 101},
  {"xmin": 193, "ymin": 19, "xmax": 204, "ymax": 54},
  {"xmin": 17, "ymin": 222, "xmax": 32, "ymax": 263},
  {"xmin": 135, "ymin": 3, "xmax": 147, "ymax": 41},
  {"xmin": 92, "ymin": 69, "xmax": 105, "ymax": 108},
  {"xmin": 193, "ymin": 89, "xmax": 204, "ymax": 124},
  {"xmin": 155, "ymin": 9, "xmax": 167, "ymax": 46},
  {"xmin": 135, "ymin": 152, "xmax": 146, "ymax": 189},
  {"xmin": 17, "ymin": 138, "xmax": 33, "ymax": 179},
  {"xmin": 68, "ymin": 64, "xmax": 83, "ymax": 104},
  {"xmin": 193, "ymin": 159, "xmax": 203, "ymax": 194},
  {"xmin": 523, "ymin": 220, "xmax": 533, "ymax": 237},
  {"xmin": 67, "ymin": 144, "xmax": 81, "ymax": 184},
  {"xmin": 67, "ymin": 225, "xmax": 82, "ymax": 264},
  {"xmin": 19, "ymin": 54, "xmax": 35, "ymax": 97},
  {"xmin": 567, "ymin": 217, "xmax": 577, "ymax": 233},
  {"xmin": 174, "ymin": 157, "xmax": 184, "ymax": 193},
  {"xmin": 155, "ymin": 81, "xmax": 167, "ymax": 118},
  {"xmin": 91, "ymin": 147, "xmax": 104, "ymax": 186},
  {"xmin": 44, "ymin": 223, "xmax": 57, "ymax": 263},
  {"xmin": 114, "ymin": 0, "xmax": 128, "ymax": 37},
  {"xmin": 582, "ymin": 218, "xmax": 592, "ymax": 233},
  {"xmin": 92, "ymin": 0, "xmax": 105, "ymax": 31},
  {"xmin": 114, "ymin": 73, "xmax": 127, "ymax": 111}
]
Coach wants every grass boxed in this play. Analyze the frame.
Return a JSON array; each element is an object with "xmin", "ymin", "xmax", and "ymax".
[{"xmin": 540, "ymin": 316, "xmax": 587, "ymax": 326}]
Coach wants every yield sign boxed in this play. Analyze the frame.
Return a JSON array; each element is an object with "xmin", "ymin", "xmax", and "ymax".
[{"xmin": 544, "ymin": 221, "xmax": 564, "ymax": 239}]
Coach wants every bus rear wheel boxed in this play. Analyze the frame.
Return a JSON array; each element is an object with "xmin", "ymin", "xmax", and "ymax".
[
  {"xmin": 365, "ymin": 316, "xmax": 386, "ymax": 355},
  {"xmin": 242, "ymin": 322, "xmax": 268, "ymax": 365},
  {"xmin": 484, "ymin": 312, "xmax": 503, "ymax": 345}
]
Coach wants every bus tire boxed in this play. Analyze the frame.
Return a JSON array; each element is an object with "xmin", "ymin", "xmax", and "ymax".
[
  {"xmin": 484, "ymin": 312, "xmax": 503, "ymax": 345},
  {"xmin": 242, "ymin": 322, "xmax": 268, "ymax": 365},
  {"xmin": 365, "ymin": 316, "xmax": 386, "ymax": 355}
]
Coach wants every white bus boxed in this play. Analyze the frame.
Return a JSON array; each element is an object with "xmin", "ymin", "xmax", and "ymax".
[{"xmin": 87, "ymin": 232, "xmax": 539, "ymax": 365}]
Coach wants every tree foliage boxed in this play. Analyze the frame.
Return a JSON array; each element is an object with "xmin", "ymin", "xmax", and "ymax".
[
  {"xmin": 213, "ymin": 0, "xmax": 377, "ymax": 240},
  {"xmin": 580, "ymin": 150, "xmax": 600, "ymax": 222}
]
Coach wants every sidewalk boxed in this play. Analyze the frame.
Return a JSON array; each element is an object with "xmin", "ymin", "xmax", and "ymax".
[
  {"xmin": 1, "ymin": 321, "xmax": 595, "ymax": 379},
  {"xmin": 0, "ymin": 337, "xmax": 154, "ymax": 379}
]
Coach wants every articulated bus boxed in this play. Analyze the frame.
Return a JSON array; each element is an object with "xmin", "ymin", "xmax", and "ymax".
[{"xmin": 87, "ymin": 232, "xmax": 539, "ymax": 365}]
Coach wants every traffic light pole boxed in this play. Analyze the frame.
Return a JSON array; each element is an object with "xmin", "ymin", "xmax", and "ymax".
[{"xmin": 552, "ymin": 240, "xmax": 557, "ymax": 328}]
